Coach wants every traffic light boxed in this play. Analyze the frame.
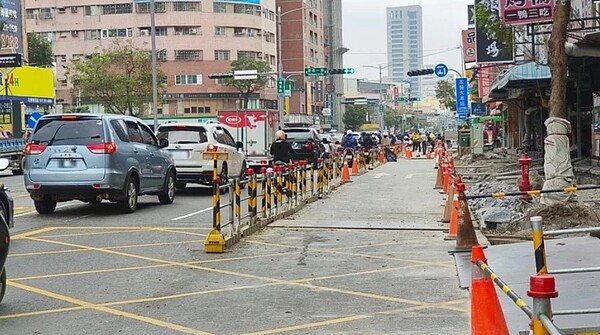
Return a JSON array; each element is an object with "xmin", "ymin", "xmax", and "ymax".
[
  {"xmin": 329, "ymin": 68, "xmax": 355, "ymax": 75},
  {"xmin": 277, "ymin": 78, "xmax": 285, "ymax": 94},
  {"xmin": 207, "ymin": 73, "xmax": 233, "ymax": 79},
  {"xmin": 406, "ymin": 69, "xmax": 434, "ymax": 77}
]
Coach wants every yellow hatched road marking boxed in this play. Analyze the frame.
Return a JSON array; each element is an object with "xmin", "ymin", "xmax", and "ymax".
[
  {"xmin": 8, "ymin": 281, "xmax": 214, "ymax": 335},
  {"xmin": 11, "ymin": 250, "xmax": 299, "ymax": 281},
  {"xmin": 12, "ymin": 227, "xmax": 57, "ymax": 240},
  {"xmin": 25, "ymin": 236, "xmax": 465, "ymax": 311},
  {"xmin": 9, "ymin": 239, "xmax": 204, "ymax": 257},
  {"xmin": 14, "ymin": 206, "xmax": 34, "ymax": 215}
]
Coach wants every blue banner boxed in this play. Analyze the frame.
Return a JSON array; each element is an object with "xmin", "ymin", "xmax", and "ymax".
[
  {"xmin": 471, "ymin": 102, "xmax": 487, "ymax": 116},
  {"xmin": 455, "ymin": 78, "xmax": 469, "ymax": 120},
  {"xmin": 1, "ymin": 0, "xmax": 23, "ymax": 54}
]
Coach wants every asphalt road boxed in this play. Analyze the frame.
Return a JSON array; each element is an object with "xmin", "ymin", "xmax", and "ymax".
[
  {"xmin": 4, "ymin": 171, "xmax": 220, "ymax": 235},
  {"xmin": 0, "ymin": 160, "xmax": 469, "ymax": 335}
]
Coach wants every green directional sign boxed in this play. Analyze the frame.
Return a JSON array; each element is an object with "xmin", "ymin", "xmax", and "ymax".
[
  {"xmin": 304, "ymin": 67, "xmax": 328, "ymax": 76},
  {"xmin": 277, "ymin": 78, "xmax": 285, "ymax": 94},
  {"xmin": 342, "ymin": 68, "xmax": 355, "ymax": 74},
  {"xmin": 379, "ymin": 105, "xmax": 384, "ymax": 113},
  {"xmin": 396, "ymin": 97, "xmax": 409, "ymax": 103}
]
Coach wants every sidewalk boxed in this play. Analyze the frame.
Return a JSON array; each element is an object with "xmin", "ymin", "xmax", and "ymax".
[{"xmin": 245, "ymin": 158, "xmax": 470, "ymax": 334}]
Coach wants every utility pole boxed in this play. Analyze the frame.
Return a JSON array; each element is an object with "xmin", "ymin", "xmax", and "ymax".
[
  {"xmin": 150, "ymin": 0, "xmax": 158, "ymax": 130},
  {"xmin": 362, "ymin": 64, "xmax": 390, "ymax": 131},
  {"xmin": 277, "ymin": 6, "xmax": 284, "ymax": 128}
]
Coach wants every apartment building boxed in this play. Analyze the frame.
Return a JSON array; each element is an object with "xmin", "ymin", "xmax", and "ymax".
[
  {"xmin": 25, "ymin": 0, "xmax": 278, "ymax": 116},
  {"xmin": 277, "ymin": 0, "xmax": 326, "ymax": 124}
]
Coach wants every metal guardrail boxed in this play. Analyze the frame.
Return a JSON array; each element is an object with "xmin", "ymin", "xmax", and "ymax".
[
  {"xmin": 203, "ymin": 146, "xmax": 391, "ymax": 253},
  {"xmin": 465, "ymin": 185, "xmax": 600, "ymax": 200},
  {"xmin": 527, "ymin": 216, "xmax": 600, "ymax": 335}
]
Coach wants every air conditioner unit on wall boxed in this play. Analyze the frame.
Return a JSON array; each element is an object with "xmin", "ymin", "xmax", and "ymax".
[
  {"xmin": 71, "ymin": 6, "xmax": 78, "ymax": 13},
  {"xmin": 71, "ymin": 31, "xmax": 79, "ymax": 37}
]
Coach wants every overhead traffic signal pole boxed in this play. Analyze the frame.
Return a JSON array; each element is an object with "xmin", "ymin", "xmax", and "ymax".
[{"xmin": 362, "ymin": 64, "xmax": 391, "ymax": 132}]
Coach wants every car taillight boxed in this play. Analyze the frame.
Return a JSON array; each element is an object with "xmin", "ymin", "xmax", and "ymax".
[
  {"xmin": 24, "ymin": 143, "xmax": 47, "ymax": 155},
  {"xmin": 87, "ymin": 142, "xmax": 117, "ymax": 154},
  {"xmin": 304, "ymin": 142, "xmax": 317, "ymax": 151}
]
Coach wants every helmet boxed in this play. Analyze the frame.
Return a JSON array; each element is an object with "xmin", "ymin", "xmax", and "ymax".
[{"xmin": 346, "ymin": 130, "xmax": 352, "ymax": 135}]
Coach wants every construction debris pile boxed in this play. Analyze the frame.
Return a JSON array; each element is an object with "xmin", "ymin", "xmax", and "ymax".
[{"xmin": 456, "ymin": 150, "xmax": 600, "ymax": 239}]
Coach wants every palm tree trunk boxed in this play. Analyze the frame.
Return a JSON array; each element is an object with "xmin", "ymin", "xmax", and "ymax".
[{"xmin": 542, "ymin": 0, "xmax": 574, "ymax": 205}]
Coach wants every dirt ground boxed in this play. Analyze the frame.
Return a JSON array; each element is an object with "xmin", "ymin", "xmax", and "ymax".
[{"xmin": 457, "ymin": 150, "xmax": 600, "ymax": 240}]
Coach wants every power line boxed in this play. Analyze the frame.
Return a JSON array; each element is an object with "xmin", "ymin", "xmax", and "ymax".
[{"xmin": 346, "ymin": 46, "xmax": 460, "ymax": 56}]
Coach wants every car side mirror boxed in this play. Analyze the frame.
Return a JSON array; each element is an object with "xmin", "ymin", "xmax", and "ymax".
[
  {"xmin": 236, "ymin": 141, "xmax": 243, "ymax": 150},
  {"xmin": 158, "ymin": 138, "xmax": 169, "ymax": 148}
]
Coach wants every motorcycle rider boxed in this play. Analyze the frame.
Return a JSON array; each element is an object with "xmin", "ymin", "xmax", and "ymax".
[
  {"xmin": 270, "ymin": 130, "xmax": 293, "ymax": 165},
  {"xmin": 341, "ymin": 130, "xmax": 358, "ymax": 150},
  {"xmin": 360, "ymin": 132, "xmax": 375, "ymax": 150}
]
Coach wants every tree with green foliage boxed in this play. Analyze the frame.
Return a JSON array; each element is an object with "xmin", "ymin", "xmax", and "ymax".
[
  {"xmin": 475, "ymin": 1, "xmax": 574, "ymax": 203},
  {"xmin": 27, "ymin": 32, "xmax": 53, "ymax": 67},
  {"xmin": 343, "ymin": 105, "xmax": 368, "ymax": 130},
  {"xmin": 67, "ymin": 40, "xmax": 165, "ymax": 115},
  {"xmin": 435, "ymin": 78, "xmax": 456, "ymax": 111},
  {"xmin": 225, "ymin": 57, "xmax": 272, "ymax": 109}
]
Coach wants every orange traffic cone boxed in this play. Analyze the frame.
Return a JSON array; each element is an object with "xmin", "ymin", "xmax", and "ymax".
[
  {"xmin": 378, "ymin": 150, "xmax": 385, "ymax": 164},
  {"xmin": 425, "ymin": 146, "xmax": 432, "ymax": 159},
  {"xmin": 341, "ymin": 161, "xmax": 352, "ymax": 183},
  {"xmin": 351, "ymin": 157, "xmax": 360, "ymax": 176},
  {"xmin": 452, "ymin": 178, "xmax": 479, "ymax": 253},
  {"xmin": 405, "ymin": 146, "xmax": 412, "ymax": 160},
  {"xmin": 434, "ymin": 163, "xmax": 444, "ymax": 189},
  {"xmin": 445, "ymin": 199, "xmax": 458, "ymax": 240},
  {"xmin": 441, "ymin": 181, "xmax": 455, "ymax": 223},
  {"xmin": 471, "ymin": 245, "xmax": 509, "ymax": 335}
]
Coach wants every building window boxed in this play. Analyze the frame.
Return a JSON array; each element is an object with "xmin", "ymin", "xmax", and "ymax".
[
  {"xmin": 175, "ymin": 26, "xmax": 200, "ymax": 35},
  {"xmin": 84, "ymin": 30, "xmax": 101, "ymax": 40},
  {"xmin": 156, "ymin": 27, "xmax": 167, "ymax": 36},
  {"xmin": 173, "ymin": 2, "xmax": 200, "ymax": 11},
  {"xmin": 175, "ymin": 74, "xmax": 202, "ymax": 85},
  {"xmin": 101, "ymin": 4, "xmax": 132, "ymax": 15},
  {"xmin": 26, "ymin": 9, "xmax": 36, "ymax": 19},
  {"xmin": 215, "ymin": 27, "xmax": 226, "ymax": 36},
  {"xmin": 174, "ymin": 50, "xmax": 202, "ymax": 61},
  {"xmin": 39, "ymin": 8, "xmax": 53, "ymax": 19},
  {"xmin": 184, "ymin": 106, "xmax": 211, "ymax": 114},
  {"xmin": 214, "ymin": 50, "xmax": 230, "ymax": 60},
  {"xmin": 234, "ymin": 28, "xmax": 246, "ymax": 37},
  {"xmin": 214, "ymin": 2, "xmax": 227, "ymax": 13},
  {"xmin": 237, "ymin": 51, "xmax": 258, "ymax": 59},
  {"xmin": 234, "ymin": 4, "xmax": 259, "ymax": 15},
  {"xmin": 101, "ymin": 28, "xmax": 133, "ymax": 39},
  {"xmin": 140, "ymin": 27, "xmax": 167, "ymax": 36},
  {"xmin": 157, "ymin": 50, "xmax": 167, "ymax": 61},
  {"xmin": 136, "ymin": 2, "xmax": 166, "ymax": 13}
]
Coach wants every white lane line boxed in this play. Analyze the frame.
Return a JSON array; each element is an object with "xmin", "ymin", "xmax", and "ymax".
[
  {"xmin": 405, "ymin": 174, "xmax": 414, "ymax": 179},
  {"xmin": 172, "ymin": 207, "xmax": 212, "ymax": 221}
]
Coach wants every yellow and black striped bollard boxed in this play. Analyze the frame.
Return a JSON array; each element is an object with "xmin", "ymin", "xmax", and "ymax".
[
  {"xmin": 205, "ymin": 157, "xmax": 225, "ymax": 253},
  {"xmin": 266, "ymin": 169, "xmax": 272, "ymax": 217},
  {"xmin": 531, "ymin": 216, "xmax": 548, "ymax": 275},
  {"xmin": 235, "ymin": 179, "xmax": 242, "ymax": 226}
]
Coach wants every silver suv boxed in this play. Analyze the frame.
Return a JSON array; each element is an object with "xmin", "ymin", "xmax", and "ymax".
[
  {"xmin": 156, "ymin": 123, "xmax": 247, "ymax": 189},
  {"xmin": 23, "ymin": 114, "xmax": 176, "ymax": 214}
]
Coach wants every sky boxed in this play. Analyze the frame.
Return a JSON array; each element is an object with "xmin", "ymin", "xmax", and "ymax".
[{"xmin": 342, "ymin": 0, "xmax": 473, "ymax": 81}]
